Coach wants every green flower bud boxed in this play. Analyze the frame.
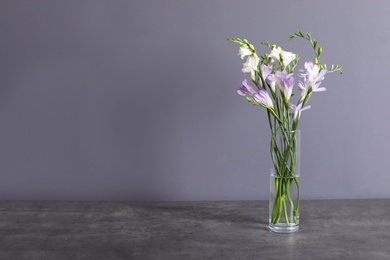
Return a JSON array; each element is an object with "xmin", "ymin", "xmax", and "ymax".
[{"xmin": 318, "ymin": 47, "xmax": 323, "ymax": 57}]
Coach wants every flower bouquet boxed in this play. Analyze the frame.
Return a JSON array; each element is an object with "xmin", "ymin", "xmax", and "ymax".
[{"xmin": 228, "ymin": 31, "xmax": 343, "ymax": 233}]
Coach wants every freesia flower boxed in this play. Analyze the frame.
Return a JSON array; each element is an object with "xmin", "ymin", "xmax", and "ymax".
[
  {"xmin": 260, "ymin": 64, "xmax": 272, "ymax": 80},
  {"xmin": 299, "ymin": 61, "xmax": 327, "ymax": 84},
  {"xmin": 270, "ymin": 47, "xmax": 296, "ymax": 69},
  {"xmin": 242, "ymin": 56, "xmax": 259, "ymax": 73},
  {"xmin": 280, "ymin": 77, "xmax": 295, "ymax": 101},
  {"xmin": 266, "ymin": 74, "xmax": 277, "ymax": 93},
  {"xmin": 237, "ymin": 80, "xmax": 273, "ymax": 109},
  {"xmin": 242, "ymin": 56, "xmax": 259, "ymax": 80},
  {"xmin": 259, "ymin": 64, "xmax": 273, "ymax": 87},
  {"xmin": 291, "ymin": 102, "xmax": 311, "ymax": 121},
  {"xmin": 238, "ymin": 47, "xmax": 252, "ymax": 59},
  {"xmin": 237, "ymin": 79, "xmax": 257, "ymax": 97},
  {"xmin": 298, "ymin": 79, "xmax": 326, "ymax": 99},
  {"xmin": 255, "ymin": 89, "xmax": 274, "ymax": 109},
  {"xmin": 269, "ymin": 46, "xmax": 282, "ymax": 63},
  {"xmin": 298, "ymin": 61, "xmax": 327, "ymax": 98},
  {"xmin": 276, "ymin": 70, "xmax": 295, "ymax": 101},
  {"xmin": 298, "ymin": 80, "xmax": 309, "ymax": 99},
  {"xmin": 281, "ymin": 51, "xmax": 296, "ymax": 69}
]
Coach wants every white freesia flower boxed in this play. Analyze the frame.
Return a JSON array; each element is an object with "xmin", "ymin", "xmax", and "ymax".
[
  {"xmin": 269, "ymin": 46, "xmax": 282, "ymax": 63},
  {"xmin": 238, "ymin": 47, "xmax": 252, "ymax": 59},
  {"xmin": 281, "ymin": 51, "xmax": 296, "ymax": 69},
  {"xmin": 270, "ymin": 47, "xmax": 296, "ymax": 69},
  {"xmin": 242, "ymin": 56, "xmax": 259, "ymax": 78}
]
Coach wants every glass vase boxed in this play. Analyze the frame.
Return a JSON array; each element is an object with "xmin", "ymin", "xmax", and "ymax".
[{"xmin": 269, "ymin": 129, "xmax": 300, "ymax": 233}]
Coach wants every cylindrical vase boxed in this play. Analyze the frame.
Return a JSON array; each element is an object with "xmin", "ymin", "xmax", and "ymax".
[{"xmin": 269, "ymin": 129, "xmax": 300, "ymax": 233}]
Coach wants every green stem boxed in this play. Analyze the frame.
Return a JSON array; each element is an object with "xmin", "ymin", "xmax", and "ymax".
[
  {"xmin": 271, "ymin": 178, "xmax": 279, "ymax": 223},
  {"xmin": 282, "ymin": 197, "xmax": 290, "ymax": 225},
  {"xmin": 271, "ymin": 175, "xmax": 300, "ymax": 226},
  {"xmin": 285, "ymin": 179, "xmax": 294, "ymax": 215},
  {"xmin": 272, "ymin": 197, "xmax": 280, "ymax": 224},
  {"xmin": 293, "ymin": 177, "xmax": 301, "ymax": 224},
  {"xmin": 272, "ymin": 177, "xmax": 285, "ymax": 225}
]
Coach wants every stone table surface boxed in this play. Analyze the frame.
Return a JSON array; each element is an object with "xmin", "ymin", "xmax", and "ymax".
[{"xmin": 0, "ymin": 199, "xmax": 389, "ymax": 259}]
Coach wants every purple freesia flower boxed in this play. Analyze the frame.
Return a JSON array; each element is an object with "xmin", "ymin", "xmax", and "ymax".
[
  {"xmin": 276, "ymin": 70, "xmax": 295, "ymax": 101},
  {"xmin": 255, "ymin": 89, "xmax": 274, "ymax": 109},
  {"xmin": 290, "ymin": 102, "xmax": 311, "ymax": 121},
  {"xmin": 291, "ymin": 102, "xmax": 311, "ymax": 121},
  {"xmin": 237, "ymin": 79, "xmax": 257, "ymax": 97},
  {"xmin": 299, "ymin": 61, "xmax": 327, "ymax": 83},
  {"xmin": 261, "ymin": 64, "xmax": 272, "ymax": 81},
  {"xmin": 298, "ymin": 79, "xmax": 326, "ymax": 99},
  {"xmin": 259, "ymin": 64, "xmax": 273, "ymax": 88},
  {"xmin": 237, "ymin": 79, "xmax": 273, "ymax": 109},
  {"xmin": 266, "ymin": 74, "xmax": 277, "ymax": 93},
  {"xmin": 299, "ymin": 61, "xmax": 327, "ymax": 97}
]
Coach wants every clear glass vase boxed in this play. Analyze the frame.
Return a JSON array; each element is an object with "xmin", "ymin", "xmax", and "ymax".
[{"xmin": 269, "ymin": 129, "xmax": 300, "ymax": 233}]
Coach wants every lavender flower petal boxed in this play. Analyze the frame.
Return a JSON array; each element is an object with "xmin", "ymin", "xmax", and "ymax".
[
  {"xmin": 254, "ymin": 89, "xmax": 273, "ymax": 108},
  {"xmin": 237, "ymin": 79, "xmax": 257, "ymax": 96}
]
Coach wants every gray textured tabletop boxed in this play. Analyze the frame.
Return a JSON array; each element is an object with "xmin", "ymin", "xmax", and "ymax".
[{"xmin": 0, "ymin": 199, "xmax": 389, "ymax": 259}]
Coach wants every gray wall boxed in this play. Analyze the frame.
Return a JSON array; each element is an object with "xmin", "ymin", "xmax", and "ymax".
[{"xmin": 0, "ymin": 0, "xmax": 388, "ymax": 201}]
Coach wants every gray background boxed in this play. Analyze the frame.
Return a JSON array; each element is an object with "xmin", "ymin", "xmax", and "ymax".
[{"xmin": 0, "ymin": 0, "xmax": 388, "ymax": 201}]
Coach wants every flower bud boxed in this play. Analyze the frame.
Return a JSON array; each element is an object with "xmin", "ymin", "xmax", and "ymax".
[{"xmin": 318, "ymin": 47, "xmax": 323, "ymax": 57}]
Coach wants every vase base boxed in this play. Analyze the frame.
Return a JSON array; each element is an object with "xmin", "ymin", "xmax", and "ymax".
[{"xmin": 269, "ymin": 223, "xmax": 299, "ymax": 233}]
